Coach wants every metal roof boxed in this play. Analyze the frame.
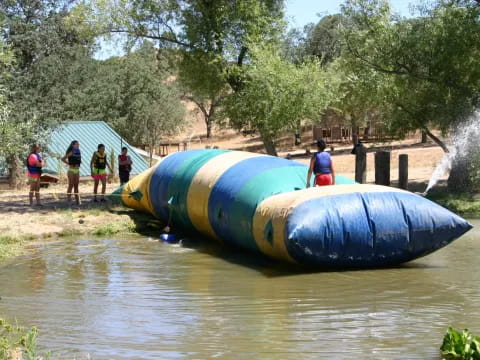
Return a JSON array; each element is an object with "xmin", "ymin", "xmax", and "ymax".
[{"xmin": 44, "ymin": 121, "xmax": 150, "ymax": 177}]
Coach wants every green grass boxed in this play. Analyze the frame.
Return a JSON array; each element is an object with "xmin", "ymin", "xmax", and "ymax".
[
  {"xmin": 58, "ymin": 228, "xmax": 83, "ymax": 237},
  {"xmin": 0, "ymin": 235, "xmax": 24, "ymax": 261},
  {"xmin": 57, "ymin": 208, "xmax": 74, "ymax": 218},
  {"xmin": 0, "ymin": 318, "xmax": 50, "ymax": 360},
  {"xmin": 92, "ymin": 223, "xmax": 121, "ymax": 236},
  {"xmin": 92, "ymin": 219, "xmax": 136, "ymax": 236},
  {"xmin": 87, "ymin": 207, "xmax": 103, "ymax": 217},
  {"xmin": 0, "ymin": 206, "xmax": 158, "ymax": 263},
  {"xmin": 427, "ymin": 192, "xmax": 480, "ymax": 218}
]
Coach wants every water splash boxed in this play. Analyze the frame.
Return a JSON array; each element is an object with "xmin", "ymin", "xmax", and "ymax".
[
  {"xmin": 423, "ymin": 152, "xmax": 454, "ymax": 195},
  {"xmin": 423, "ymin": 111, "xmax": 480, "ymax": 195}
]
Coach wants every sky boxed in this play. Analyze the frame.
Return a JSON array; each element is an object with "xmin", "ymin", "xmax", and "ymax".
[
  {"xmin": 285, "ymin": 0, "xmax": 414, "ymax": 28},
  {"xmin": 94, "ymin": 0, "xmax": 416, "ymax": 60}
]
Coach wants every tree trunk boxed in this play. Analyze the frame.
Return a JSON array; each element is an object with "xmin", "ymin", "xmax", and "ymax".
[
  {"xmin": 351, "ymin": 115, "xmax": 359, "ymax": 145},
  {"xmin": 261, "ymin": 134, "xmax": 278, "ymax": 156},
  {"xmin": 425, "ymin": 129, "xmax": 449, "ymax": 153},
  {"xmin": 206, "ymin": 103, "xmax": 218, "ymax": 139},
  {"xmin": 374, "ymin": 151, "xmax": 391, "ymax": 186},
  {"xmin": 9, "ymin": 154, "xmax": 23, "ymax": 190},
  {"xmin": 109, "ymin": 149, "xmax": 117, "ymax": 182},
  {"xmin": 398, "ymin": 154, "xmax": 408, "ymax": 190},
  {"xmin": 148, "ymin": 140, "xmax": 154, "ymax": 167},
  {"xmin": 294, "ymin": 133, "xmax": 301, "ymax": 146},
  {"xmin": 355, "ymin": 144, "xmax": 367, "ymax": 184},
  {"xmin": 206, "ymin": 118, "xmax": 212, "ymax": 139},
  {"xmin": 421, "ymin": 131, "xmax": 427, "ymax": 143},
  {"xmin": 448, "ymin": 156, "xmax": 471, "ymax": 193}
]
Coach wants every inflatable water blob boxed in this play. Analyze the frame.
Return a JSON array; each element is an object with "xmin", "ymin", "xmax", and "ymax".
[{"xmin": 115, "ymin": 149, "xmax": 472, "ymax": 268}]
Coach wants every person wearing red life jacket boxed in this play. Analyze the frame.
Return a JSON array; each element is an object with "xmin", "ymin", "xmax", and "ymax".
[
  {"xmin": 306, "ymin": 139, "xmax": 336, "ymax": 188},
  {"xmin": 118, "ymin": 147, "xmax": 133, "ymax": 186},
  {"xmin": 26, "ymin": 143, "xmax": 46, "ymax": 206}
]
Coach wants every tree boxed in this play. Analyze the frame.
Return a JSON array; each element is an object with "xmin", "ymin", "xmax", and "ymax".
[
  {"xmin": 340, "ymin": 0, "xmax": 480, "ymax": 190},
  {"xmin": 177, "ymin": 51, "xmax": 225, "ymax": 139},
  {"xmin": 0, "ymin": 35, "xmax": 25, "ymax": 188},
  {"xmin": 283, "ymin": 14, "xmax": 345, "ymax": 66},
  {"xmin": 223, "ymin": 46, "xmax": 338, "ymax": 155},
  {"xmin": 69, "ymin": 41, "xmax": 186, "ymax": 155},
  {"xmin": 325, "ymin": 58, "xmax": 384, "ymax": 143},
  {"xmin": 69, "ymin": 0, "xmax": 285, "ymax": 138},
  {"xmin": 141, "ymin": 91, "xmax": 186, "ymax": 165},
  {"xmin": 0, "ymin": 0, "xmax": 96, "ymax": 187},
  {"xmin": 305, "ymin": 14, "xmax": 345, "ymax": 66},
  {"xmin": 340, "ymin": 0, "xmax": 480, "ymax": 147}
]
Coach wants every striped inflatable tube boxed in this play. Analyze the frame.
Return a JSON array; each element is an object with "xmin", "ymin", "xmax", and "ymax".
[{"xmin": 116, "ymin": 149, "xmax": 472, "ymax": 268}]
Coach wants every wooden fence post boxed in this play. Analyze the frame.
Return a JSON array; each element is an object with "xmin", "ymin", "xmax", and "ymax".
[
  {"xmin": 398, "ymin": 154, "xmax": 408, "ymax": 190},
  {"xmin": 355, "ymin": 145, "xmax": 367, "ymax": 184},
  {"xmin": 375, "ymin": 151, "xmax": 391, "ymax": 186}
]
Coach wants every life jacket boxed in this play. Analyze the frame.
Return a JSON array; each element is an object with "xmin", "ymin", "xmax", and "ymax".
[
  {"xmin": 314, "ymin": 151, "xmax": 332, "ymax": 174},
  {"xmin": 26, "ymin": 153, "xmax": 43, "ymax": 175},
  {"xmin": 68, "ymin": 148, "xmax": 81, "ymax": 166},
  {"xmin": 118, "ymin": 155, "xmax": 131, "ymax": 172},
  {"xmin": 94, "ymin": 151, "xmax": 106, "ymax": 169}
]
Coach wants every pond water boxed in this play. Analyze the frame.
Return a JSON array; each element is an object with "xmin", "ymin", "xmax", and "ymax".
[{"xmin": 0, "ymin": 220, "xmax": 479, "ymax": 360}]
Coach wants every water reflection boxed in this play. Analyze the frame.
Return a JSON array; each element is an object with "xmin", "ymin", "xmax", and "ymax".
[{"xmin": 0, "ymin": 221, "xmax": 478, "ymax": 360}]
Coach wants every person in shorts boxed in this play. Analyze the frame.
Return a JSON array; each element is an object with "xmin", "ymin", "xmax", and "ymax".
[
  {"xmin": 61, "ymin": 140, "xmax": 81, "ymax": 205},
  {"xmin": 26, "ymin": 144, "xmax": 46, "ymax": 206},
  {"xmin": 118, "ymin": 147, "xmax": 132, "ymax": 185},
  {"xmin": 306, "ymin": 139, "xmax": 336, "ymax": 188},
  {"xmin": 90, "ymin": 144, "xmax": 113, "ymax": 202}
]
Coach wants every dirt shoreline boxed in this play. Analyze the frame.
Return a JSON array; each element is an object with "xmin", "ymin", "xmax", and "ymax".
[{"xmin": 0, "ymin": 182, "xmax": 164, "ymax": 261}]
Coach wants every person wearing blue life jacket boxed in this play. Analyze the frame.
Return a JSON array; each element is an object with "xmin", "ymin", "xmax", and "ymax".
[
  {"xmin": 306, "ymin": 139, "xmax": 336, "ymax": 187},
  {"xmin": 61, "ymin": 140, "xmax": 81, "ymax": 205},
  {"xmin": 26, "ymin": 143, "xmax": 46, "ymax": 206}
]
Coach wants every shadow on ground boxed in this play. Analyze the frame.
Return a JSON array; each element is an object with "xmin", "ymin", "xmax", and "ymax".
[{"xmin": 0, "ymin": 192, "xmax": 117, "ymax": 215}]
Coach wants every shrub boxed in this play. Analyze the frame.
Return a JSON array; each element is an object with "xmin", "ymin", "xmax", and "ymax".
[{"xmin": 441, "ymin": 327, "xmax": 480, "ymax": 360}]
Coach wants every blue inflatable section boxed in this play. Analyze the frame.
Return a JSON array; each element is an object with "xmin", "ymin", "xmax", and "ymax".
[
  {"xmin": 208, "ymin": 156, "xmax": 304, "ymax": 251},
  {"xmin": 149, "ymin": 149, "xmax": 204, "ymax": 219},
  {"xmin": 285, "ymin": 191, "xmax": 473, "ymax": 267}
]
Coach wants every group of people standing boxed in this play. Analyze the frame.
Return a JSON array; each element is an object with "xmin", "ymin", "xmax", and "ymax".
[
  {"xmin": 26, "ymin": 141, "xmax": 133, "ymax": 206},
  {"xmin": 26, "ymin": 137, "xmax": 335, "ymax": 207}
]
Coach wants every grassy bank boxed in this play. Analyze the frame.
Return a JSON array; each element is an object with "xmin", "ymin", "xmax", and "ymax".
[
  {"xmin": 0, "ymin": 204, "xmax": 164, "ymax": 263},
  {"xmin": 0, "ymin": 318, "xmax": 47, "ymax": 360},
  {"xmin": 427, "ymin": 192, "xmax": 480, "ymax": 218}
]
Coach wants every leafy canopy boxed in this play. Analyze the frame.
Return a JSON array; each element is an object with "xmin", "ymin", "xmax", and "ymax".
[{"xmin": 223, "ymin": 46, "xmax": 338, "ymax": 155}]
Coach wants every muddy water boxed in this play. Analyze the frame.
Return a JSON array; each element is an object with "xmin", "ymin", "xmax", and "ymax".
[{"xmin": 0, "ymin": 220, "xmax": 478, "ymax": 360}]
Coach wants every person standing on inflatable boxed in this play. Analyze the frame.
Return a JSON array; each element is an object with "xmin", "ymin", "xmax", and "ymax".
[
  {"xmin": 26, "ymin": 144, "xmax": 46, "ymax": 206},
  {"xmin": 306, "ymin": 139, "xmax": 335, "ymax": 187},
  {"xmin": 118, "ymin": 147, "xmax": 132, "ymax": 185},
  {"xmin": 61, "ymin": 140, "xmax": 81, "ymax": 205},
  {"xmin": 90, "ymin": 144, "xmax": 113, "ymax": 202}
]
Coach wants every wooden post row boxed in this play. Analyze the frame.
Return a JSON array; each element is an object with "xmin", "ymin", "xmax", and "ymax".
[
  {"xmin": 398, "ymin": 154, "xmax": 408, "ymax": 190},
  {"xmin": 374, "ymin": 151, "xmax": 391, "ymax": 186},
  {"xmin": 355, "ymin": 145, "xmax": 367, "ymax": 184}
]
